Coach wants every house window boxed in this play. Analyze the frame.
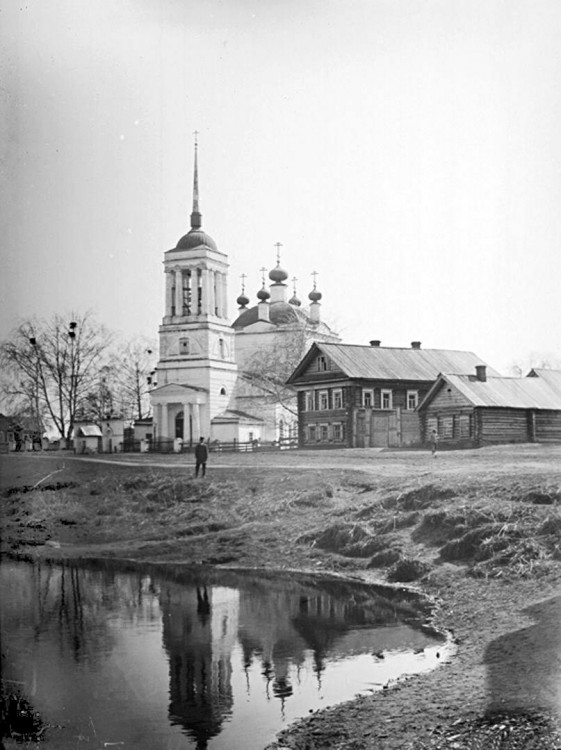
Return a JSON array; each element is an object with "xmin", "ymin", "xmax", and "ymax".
[
  {"xmin": 332, "ymin": 389, "xmax": 343, "ymax": 409},
  {"xmin": 308, "ymin": 425, "xmax": 316, "ymax": 442},
  {"xmin": 179, "ymin": 337, "xmax": 190, "ymax": 355},
  {"xmin": 320, "ymin": 424, "xmax": 329, "ymax": 441},
  {"xmin": 317, "ymin": 356, "xmax": 328, "ymax": 372},
  {"xmin": 305, "ymin": 391, "xmax": 315, "ymax": 411},
  {"xmin": 362, "ymin": 389, "xmax": 374, "ymax": 408},
  {"xmin": 333, "ymin": 423, "xmax": 343, "ymax": 441},
  {"xmin": 381, "ymin": 389, "xmax": 393, "ymax": 409},
  {"xmin": 318, "ymin": 390, "xmax": 329, "ymax": 410},
  {"xmin": 407, "ymin": 390, "xmax": 419, "ymax": 410},
  {"xmin": 219, "ymin": 338, "xmax": 225, "ymax": 358}
]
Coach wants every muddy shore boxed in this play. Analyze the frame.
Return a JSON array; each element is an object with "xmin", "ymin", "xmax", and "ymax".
[{"xmin": 1, "ymin": 446, "xmax": 561, "ymax": 749}]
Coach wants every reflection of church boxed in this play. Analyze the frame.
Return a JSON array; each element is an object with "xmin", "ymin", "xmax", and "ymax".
[
  {"xmin": 161, "ymin": 584, "xmax": 239, "ymax": 749},
  {"xmin": 159, "ymin": 573, "xmax": 406, "ymax": 747},
  {"xmin": 149, "ymin": 138, "xmax": 339, "ymax": 446}
]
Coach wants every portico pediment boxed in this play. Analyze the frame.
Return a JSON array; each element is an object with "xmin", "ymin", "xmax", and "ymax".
[{"xmin": 151, "ymin": 382, "xmax": 208, "ymax": 403}]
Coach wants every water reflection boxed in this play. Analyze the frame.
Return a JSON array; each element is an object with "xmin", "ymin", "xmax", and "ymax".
[{"xmin": 1, "ymin": 560, "xmax": 445, "ymax": 750}]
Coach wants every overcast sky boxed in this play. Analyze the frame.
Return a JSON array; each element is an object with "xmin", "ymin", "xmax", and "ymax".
[{"xmin": 2, "ymin": 0, "xmax": 560, "ymax": 373}]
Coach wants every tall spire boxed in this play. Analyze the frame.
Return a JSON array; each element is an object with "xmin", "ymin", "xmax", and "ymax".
[{"xmin": 190, "ymin": 130, "xmax": 202, "ymax": 230}]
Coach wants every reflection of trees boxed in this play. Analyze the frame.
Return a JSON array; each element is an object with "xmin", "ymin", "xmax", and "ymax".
[{"xmin": 2, "ymin": 560, "xmax": 162, "ymax": 684}]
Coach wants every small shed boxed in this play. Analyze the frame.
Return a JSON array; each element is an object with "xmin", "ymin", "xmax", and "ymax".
[
  {"xmin": 418, "ymin": 366, "xmax": 561, "ymax": 447},
  {"xmin": 211, "ymin": 409, "xmax": 264, "ymax": 444},
  {"xmin": 74, "ymin": 425, "xmax": 102, "ymax": 454}
]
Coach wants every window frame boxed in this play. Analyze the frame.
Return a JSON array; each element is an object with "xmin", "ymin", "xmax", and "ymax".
[
  {"xmin": 362, "ymin": 388, "xmax": 374, "ymax": 408},
  {"xmin": 305, "ymin": 391, "xmax": 315, "ymax": 412},
  {"xmin": 318, "ymin": 390, "xmax": 329, "ymax": 410},
  {"xmin": 332, "ymin": 388, "xmax": 343, "ymax": 410},
  {"xmin": 317, "ymin": 356, "xmax": 328, "ymax": 372},
  {"xmin": 319, "ymin": 423, "xmax": 329, "ymax": 442},
  {"xmin": 381, "ymin": 389, "xmax": 393, "ymax": 410},
  {"xmin": 406, "ymin": 390, "xmax": 419, "ymax": 410}
]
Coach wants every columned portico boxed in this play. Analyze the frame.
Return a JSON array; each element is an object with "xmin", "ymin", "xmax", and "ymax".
[{"xmin": 151, "ymin": 384, "xmax": 208, "ymax": 447}]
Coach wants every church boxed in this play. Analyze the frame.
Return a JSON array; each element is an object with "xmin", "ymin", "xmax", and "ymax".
[{"xmin": 149, "ymin": 141, "xmax": 340, "ymax": 448}]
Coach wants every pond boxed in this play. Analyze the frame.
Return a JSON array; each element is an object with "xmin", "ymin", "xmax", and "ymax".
[{"xmin": 0, "ymin": 559, "xmax": 449, "ymax": 749}]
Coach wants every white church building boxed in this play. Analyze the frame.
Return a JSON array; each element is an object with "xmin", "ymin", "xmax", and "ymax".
[{"xmin": 149, "ymin": 141, "xmax": 339, "ymax": 448}]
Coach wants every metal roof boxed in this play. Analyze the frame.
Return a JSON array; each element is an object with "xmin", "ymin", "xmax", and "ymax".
[
  {"xmin": 528, "ymin": 369, "xmax": 561, "ymax": 400},
  {"xmin": 77, "ymin": 425, "xmax": 103, "ymax": 437},
  {"xmin": 430, "ymin": 373, "xmax": 561, "ymax": 410},
  {"xmin": 305, "ymin": 344, "xmax": 499, "ymax": 382}
]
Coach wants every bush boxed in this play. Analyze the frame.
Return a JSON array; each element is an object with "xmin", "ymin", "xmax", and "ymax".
[
  {"xmin": 387, "ymin": 558, "xmax": 431, "ymax": 582},
  {"xmin": 367, "ymin": 548, "xmax": 402, "ymax": 568}
]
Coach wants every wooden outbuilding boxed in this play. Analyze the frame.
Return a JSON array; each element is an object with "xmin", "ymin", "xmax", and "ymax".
[
  {"xmin": 286, "ymin": 341, "xmax": 497, "ymax": 448},
  {"xmin": 418, "ymin": 366, "xmax": 561, "ymax": 447}
]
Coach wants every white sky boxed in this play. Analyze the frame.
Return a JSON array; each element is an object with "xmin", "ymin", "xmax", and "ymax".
[{"xmin": 2, "ymin": 0, "xmax": 560, "ymax": 374}]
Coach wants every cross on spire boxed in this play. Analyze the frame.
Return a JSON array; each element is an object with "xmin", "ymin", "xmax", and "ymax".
[
  {"xmin": 260, "ymin": 266, "xmax": 268, "ymax": 285},
  {"xmin": 311, "ymin": 270, "xmax": 319, "ymax": 289},
  {"xmin": 274, "ymin": 242, "xmax": 283, "ymax": 264},
  {"xmin": 291, "ymin": 276, "xmax": 298, "ymax": 293},
  {"xmin": 240, "ymin": 273, "xmax": 247, "ymax": 293}
]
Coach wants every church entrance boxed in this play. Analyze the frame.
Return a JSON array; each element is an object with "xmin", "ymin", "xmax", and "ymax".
[{"xmin": 174, "ymin": 411, "xmax": 193, "ymax": 445}]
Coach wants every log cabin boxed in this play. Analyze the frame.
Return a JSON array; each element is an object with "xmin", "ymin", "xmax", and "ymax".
[
  {"xmin": 286, "ymin": 341, "xmax": 498, "ymax": 448},
  {"xmin": 417, "ymin": 366, "xmax": 561, "ymax": 447}
]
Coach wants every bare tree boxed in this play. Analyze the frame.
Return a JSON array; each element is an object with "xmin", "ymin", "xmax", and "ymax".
[
  {"xmin": 509, "ymin": 351, "xmax": 561, "ymax": 377},
  {"xmin": 0, "ymin": 313, "xmax": 112, "ymax": 441},
  {"xmin": 110, "ymin": 337, "xmax": 157, "ymax": 421},
  {"xmin": 239, "ymin": 324, "xmax": 309, "ymax": 416}
]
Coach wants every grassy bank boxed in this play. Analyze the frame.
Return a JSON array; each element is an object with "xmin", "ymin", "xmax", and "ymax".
[{"xmin": 1, "ymin": 446, "xmax": 561, "ymax": 748}]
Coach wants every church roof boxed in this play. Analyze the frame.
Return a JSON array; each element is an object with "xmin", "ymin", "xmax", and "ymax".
[
  {"xmin": 212, "ymin": 409, "xmax": 264, "ymax": 424},
  {"xmin": 175, "ymin": 228, "xmax": 218, "ymax": 252},
  {"xmin": 232, "ymin": 301, "xmax": 308, "ymax": 329}
]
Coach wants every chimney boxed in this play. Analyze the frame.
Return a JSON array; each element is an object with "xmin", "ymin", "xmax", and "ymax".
[
  {"xmin": 411, "ymin": 341, "xmax": 422, "ymax": 350},
  {"xmin": 475, "ymin": 365, "xmax": 487, "ymax": 382},
  {"xmin": 369, "ymin": 340, "xmax": 381, "ymax": 347}
]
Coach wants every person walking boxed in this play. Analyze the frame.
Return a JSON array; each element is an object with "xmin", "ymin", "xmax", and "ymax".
[{"xmin": 194, "ymin": 437, "xmax": 209, "ymax": 477}]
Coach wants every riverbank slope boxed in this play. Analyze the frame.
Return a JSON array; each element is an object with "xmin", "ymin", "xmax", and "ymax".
[{"xmin": 1, "ymin": 445, "xmax": 561, "ymax": 748}]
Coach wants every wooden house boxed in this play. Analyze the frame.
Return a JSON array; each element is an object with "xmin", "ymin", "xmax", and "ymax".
[
  {"xmin": 417, "ymin": 366, "xmax": 561, "ymax": 446},
  {"xmin": 286, "ymin": 341, "xmax": 497, "ymax": 448}
]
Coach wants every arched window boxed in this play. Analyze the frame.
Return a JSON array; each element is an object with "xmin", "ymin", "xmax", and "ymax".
[
  {"xmin": 219, "ymin": 338, "xmax": 225, "ymax": 358},
  {"xmin": 220, "ymin": 387, "xmax": 227, "ymax": 396},
  {"xmin": 179, "ymin": 337, "xmax": 190, "ymax": 355}
]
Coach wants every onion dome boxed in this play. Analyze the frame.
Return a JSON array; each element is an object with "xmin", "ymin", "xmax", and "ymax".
[
  {"xmin": 257, "ymin": 286, "xmax": 270, "ymax": 301},
  {"xmin": 289, "ymin": 276, "xmax": 301, "ymax": 306},
  {"xmin": 269, "ymin": 263, "xmax": 288, "ymax": 283},
  {"xmin": 309, "ymin": 271, "xmax": 322, "ymax": 302},
  {"xmin": 237, "ymin": 292, "xmax": 250, "ymax": 308}
]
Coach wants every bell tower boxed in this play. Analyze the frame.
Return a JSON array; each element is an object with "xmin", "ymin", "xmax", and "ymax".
[{"xmin": 150, "ymin": 135, "xmax": 237, "ymax": 445}]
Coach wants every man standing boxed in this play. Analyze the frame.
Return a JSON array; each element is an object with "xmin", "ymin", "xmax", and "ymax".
[{"xmin": 195, "ymin": 437, "xmax": 209, "ymax": 477}]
